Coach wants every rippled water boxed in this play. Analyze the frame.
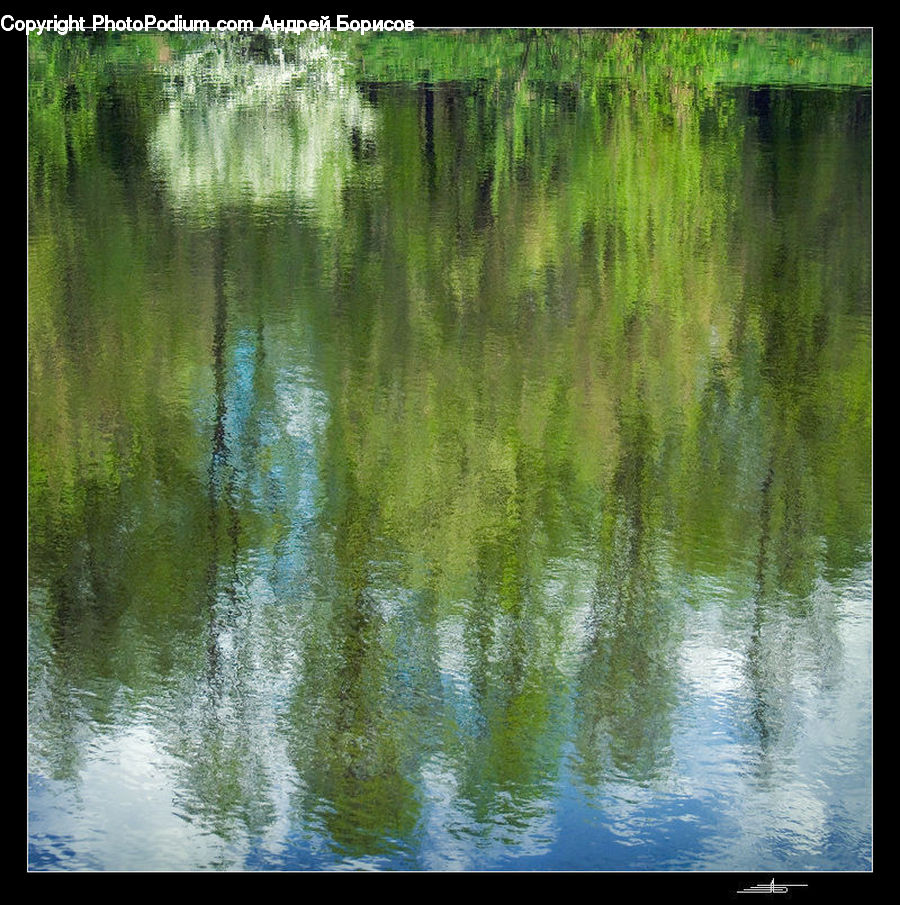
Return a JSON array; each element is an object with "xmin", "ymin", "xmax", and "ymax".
[{"xmin": 28, "ymin": 29, "xmax": 872, "ymax": 871}]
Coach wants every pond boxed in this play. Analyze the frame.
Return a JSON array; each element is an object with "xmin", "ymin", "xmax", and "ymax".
[{"xmin": 27, "ymin": 28, "xmax": 872, "ymax": 872}]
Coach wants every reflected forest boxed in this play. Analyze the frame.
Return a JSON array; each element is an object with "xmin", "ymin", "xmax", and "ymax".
[{"xmin": 28, "ymin": 28, "xmax": 872, "ymax": 871}]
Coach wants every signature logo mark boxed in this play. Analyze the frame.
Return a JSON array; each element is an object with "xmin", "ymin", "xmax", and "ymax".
[{"xmin": 737, "ymin": 878, "xmax": 809, "ymax": 895}]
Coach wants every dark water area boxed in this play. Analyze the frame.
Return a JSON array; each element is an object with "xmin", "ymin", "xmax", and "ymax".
[{"xmin": 27, "ymin": 29, "xmax": 871, "ymax": 871}]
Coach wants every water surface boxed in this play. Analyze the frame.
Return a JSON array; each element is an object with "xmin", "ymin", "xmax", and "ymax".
[{"xmin": 27, "ymin": 28, "xmax": 872, "ymax": 871}]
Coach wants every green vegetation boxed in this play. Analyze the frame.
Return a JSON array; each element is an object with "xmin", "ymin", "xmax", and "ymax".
[{"xmin": 28, "ymin": 29, "xmax": 871, "ymax": 865}]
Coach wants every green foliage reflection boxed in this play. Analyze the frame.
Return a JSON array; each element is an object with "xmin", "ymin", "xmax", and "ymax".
[{"xmin": 28, "ymin": 30, "xmax": 871, "ymax": 865}]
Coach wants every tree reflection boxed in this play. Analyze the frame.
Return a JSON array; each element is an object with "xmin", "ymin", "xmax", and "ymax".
[
  {"xmin": 574, "ymin": 388, "xmax": 678, "ymax": 788},
  {"xmin": 28, "ymin": 31, "xmax": 871, "ymax": 866},
  {"xmin": 284, "ymin": 477, "xmax": 427, "ymax": 856}
]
